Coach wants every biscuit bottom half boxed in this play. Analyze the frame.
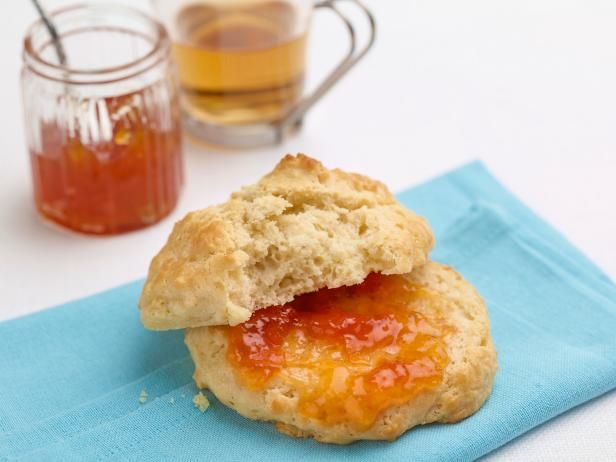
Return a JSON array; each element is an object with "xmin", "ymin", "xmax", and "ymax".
[{"xmin": 185, "ymin": 262, "xmax": 497, "ymax": 444}]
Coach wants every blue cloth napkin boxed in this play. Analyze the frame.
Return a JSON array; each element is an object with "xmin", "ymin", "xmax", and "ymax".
[{"xmin": 1, "ymin": 161, "xmax": 615, "ymax": 462}]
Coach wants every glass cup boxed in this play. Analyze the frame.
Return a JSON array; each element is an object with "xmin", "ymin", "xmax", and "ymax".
[
  {"xmin": 152, "ymin": 0, "xmax": 375, "ymax": 147},
  {"xmin": 21, "ymin": 4, "xmax": 184, "ymax": 235}
]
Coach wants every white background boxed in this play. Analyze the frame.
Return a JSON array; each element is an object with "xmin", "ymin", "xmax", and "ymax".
[{"xmin": 1, "ymin": 1, "xmax": 615, "ymax": 460}]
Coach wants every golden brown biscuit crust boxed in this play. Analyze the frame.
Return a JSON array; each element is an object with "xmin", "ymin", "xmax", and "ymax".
[
  {"xmin": 139, "ymin": 154, "xmax": 434, "ymax": 330},
  {"xmin": 185, "ymin": 262, "xmax": 497, "ymax": 444}
]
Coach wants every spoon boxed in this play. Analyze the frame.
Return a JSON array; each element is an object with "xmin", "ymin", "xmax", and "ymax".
[{"xmin": 30, "ymin": 0, "xmax": 67, "ymax": 66}]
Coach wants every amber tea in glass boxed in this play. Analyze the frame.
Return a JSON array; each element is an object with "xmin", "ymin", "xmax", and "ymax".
[
  {"xmin": 173, "ymin": 1, "xmax": 306, "ymax": 126},
  {"xmin": 154, "ymin": 0, "xmax": 375, "ymax": 147}
]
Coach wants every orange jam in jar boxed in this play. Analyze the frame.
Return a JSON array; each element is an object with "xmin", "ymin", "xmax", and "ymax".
[
  {"xmin": 225, "ymin": 273, "xmax": 449, "ymax": 430},
  {"xmin": 22, "ymin": 5, "xmax": 183, "ymax": 234},
  {"xmin": 30, "ymin": 94, "xmax": 183, "ymax": 235}
]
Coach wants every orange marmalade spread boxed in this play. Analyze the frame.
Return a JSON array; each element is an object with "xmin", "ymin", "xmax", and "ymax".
[
  {"xmin": 30, "ymin": 91, "xmax": 183, "ymax": 235},
  {"xmin": 225, "ymin": 273, "xmax": 449, "ymax": 430}
]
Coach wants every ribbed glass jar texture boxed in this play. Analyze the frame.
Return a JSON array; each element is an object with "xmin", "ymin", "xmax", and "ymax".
[{"xmin": 21, "ymin": 4, "xmax": 184, "ymax": 235}]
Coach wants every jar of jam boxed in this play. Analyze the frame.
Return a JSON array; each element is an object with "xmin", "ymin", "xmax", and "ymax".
[{"xmin": 21, "ymin": 4, "xmax": 184, "ymax": 235}]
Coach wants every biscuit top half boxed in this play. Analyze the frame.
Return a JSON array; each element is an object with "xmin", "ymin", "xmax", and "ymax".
[{"xmin": 139, "ymin": 154, "xmax": 434, "ymax": 330}]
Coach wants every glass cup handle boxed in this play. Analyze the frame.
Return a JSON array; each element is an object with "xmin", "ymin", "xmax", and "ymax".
[{"xmin": 275, "ymin": 0, "xmax": 376, "ymax": 139}]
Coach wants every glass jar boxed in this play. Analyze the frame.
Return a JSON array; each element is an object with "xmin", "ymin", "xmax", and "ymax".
[{"xmin": 21, "ymin": 4, "xmax": 184, "ymax": 235}]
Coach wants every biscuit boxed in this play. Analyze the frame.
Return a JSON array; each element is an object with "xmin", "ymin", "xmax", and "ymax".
[
  {"xmin": 185, "ymin": 262, "xmax": 497, "ymax": 444},
  {"xmin": 139, "ymin": 154, "xmax": 434, "ymax": 329}
]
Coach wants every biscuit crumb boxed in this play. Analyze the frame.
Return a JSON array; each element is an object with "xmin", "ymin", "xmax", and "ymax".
[
  {"xmin": 193, "ymin": 392, "xmax": 210, "ymax": 413},
  {"xmin": 138, "ymin": 389, "xmax": 148, "ymax": 404}
]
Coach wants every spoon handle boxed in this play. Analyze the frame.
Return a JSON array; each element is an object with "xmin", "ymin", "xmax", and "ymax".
[{"xmin": 30, "ymin": 0, "xmax": 67, "ymax": 66}]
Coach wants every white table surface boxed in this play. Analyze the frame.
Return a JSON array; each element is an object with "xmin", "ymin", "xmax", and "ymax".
[{"xmin": 1, "ymin": 0, "xmax": 615, "ymax": 460}]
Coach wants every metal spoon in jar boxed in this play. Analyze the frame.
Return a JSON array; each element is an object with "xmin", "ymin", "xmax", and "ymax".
[{"xmin": 30, "ymin": 0, "xmax": 67, "ymax": 66}]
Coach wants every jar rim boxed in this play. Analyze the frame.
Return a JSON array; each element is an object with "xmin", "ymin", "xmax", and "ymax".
[{"xmin": 23, "ymin": 3, "xmax": 170, "ymax": 85}]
